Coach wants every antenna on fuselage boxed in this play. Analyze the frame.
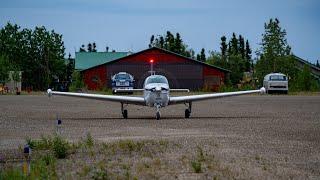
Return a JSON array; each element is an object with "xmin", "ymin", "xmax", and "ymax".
[{"xmin": 149, "ymin": 59, "xmax": 155, "ymax": 75}]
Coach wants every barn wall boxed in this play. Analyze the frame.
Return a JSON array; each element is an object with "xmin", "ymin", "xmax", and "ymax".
[
  {"xmin": 203, "ymin": 66, "xmax": 225, "ymax": 91},
  {"xmin": 83, "ymin": 65, "xmax": 107, "ymax": 90}
]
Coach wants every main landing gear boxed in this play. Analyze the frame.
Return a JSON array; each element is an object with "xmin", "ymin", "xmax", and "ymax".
[
  {"xmin": 185, "ymin": 102, "xmax": 192, "ymax": 118},
  {"xmin": 121, "ymin": 103, "xmax": 128, "ymax": 119}
]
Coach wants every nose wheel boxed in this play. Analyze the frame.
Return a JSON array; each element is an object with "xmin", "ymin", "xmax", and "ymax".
[
  {"xmin": 156, "ymin": 112, "xmax": 161, "ymax": 120},
  {"xmin": 155, "ymin": 104, "xmax": 161, "ymax": 120}
]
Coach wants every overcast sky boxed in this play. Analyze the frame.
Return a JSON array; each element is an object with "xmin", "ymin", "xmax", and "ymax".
[{"xmin": 1, "ymin": 0, "xmax": 319, "ymax": 63}]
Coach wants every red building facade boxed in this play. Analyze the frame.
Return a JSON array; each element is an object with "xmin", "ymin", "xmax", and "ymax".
[{"xmin": 82, "ymin": 47, "xmax": 229, "ymax": 91}]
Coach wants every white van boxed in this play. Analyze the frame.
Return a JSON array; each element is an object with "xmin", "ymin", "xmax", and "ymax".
[{"xmin": 263, "ymin": 73, "xmax": 288, "ymax": 94}]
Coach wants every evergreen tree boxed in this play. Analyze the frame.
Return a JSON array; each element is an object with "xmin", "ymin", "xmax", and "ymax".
[
  {"xmin": 165, "ymin": 31, "xmax": 175, "ymax": 51},
  {"xmin": 245, "ymin": 40, "xmax": 252, "ymax": 60},
  {"xmin": 159, "ymin": 36, "xmax": 164, "ymax": 48},
  {"xmin": 79, "ymin": 44, "xmax": 86, "ymax": 52},
  {"xmin": 245, "ymin": 40, "xmax": 252, "ymax": 71},
  {"xmin": 149, "ymin": 35, "xmax": 154, "ymax": 48},
  {"xmin": 196, "ymin": 54, "xmax": 201, "ymax": 61},
  {"xmin": 87, "ymin": 43, "xmax": 92, "ymax": 52},
  {"xmin": 238, "ymin": 35, "xmax": 245, "ymax": 59},
  {"xmin": 188, "ymin": 49, "xmax": 195, "ymax": 59},
  {"xmin": 200, "ymin": 48, "xmax": 206, "ymax": 62},
  {"xmin": 230, "ymin": 33, "xmax": 238, "ymax": 55},
  {"xmin": 92, "ymin": 42, "xmax": 97, "ymax": 52},
  {"xmin": 227, "ymin": 42, "xmax": 232, "ymax": 56},
  {"xmin": 316, "ymin": 60, "xmax": 320, "ymax": 68},
  {"xmin": 175, "ymin": 33, "xmax": 183, "ymax": 54},
  {"xmin": 220, "ymin": 36, "xmax": 227, "ymax": 59}
]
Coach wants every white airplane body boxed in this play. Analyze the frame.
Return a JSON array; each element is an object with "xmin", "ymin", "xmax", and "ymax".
[{"xmin": 47, "ymin": 75, "xmax": 265, "ymax": 120}]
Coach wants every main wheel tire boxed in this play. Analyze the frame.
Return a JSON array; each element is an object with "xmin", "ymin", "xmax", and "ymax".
[
  {"xmin": 185, "ymin": 109, "xmax": 190, "ymax": 118},
  {"xmin": 123, "ymin": 110, "xmax": 128, "ymax": 119},
  {"xmin": 156, "ymin": 112, "xmax": 160, "ymax": 120}
]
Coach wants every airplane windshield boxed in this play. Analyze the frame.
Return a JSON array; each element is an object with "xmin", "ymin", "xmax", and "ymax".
[{"xmin": 145, "ymin": 76, "xmax": 168, "ymax": 84}]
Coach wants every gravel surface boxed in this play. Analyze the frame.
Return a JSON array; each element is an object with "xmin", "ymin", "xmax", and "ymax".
[{"xmin": 0, "ymin": 94, "xmax": 319, "ymax": 179}]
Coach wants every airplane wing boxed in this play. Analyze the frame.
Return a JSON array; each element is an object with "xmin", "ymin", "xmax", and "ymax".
[
  {"xmin": 47, "ymin": 89, "xmax": 146, "ymax": 106},
  {"xmin": 169, "ymin": 88, "xmax": 265, "ymax": 105}
]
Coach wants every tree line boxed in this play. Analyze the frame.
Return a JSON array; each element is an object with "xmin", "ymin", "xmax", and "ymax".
[
  {"xmin": 148, "ymin": 31, "xmax": 206, "ymax": 62},
  {"xmin": 0, "ymin": 23, "xmax": 67, "ymax": 90}
]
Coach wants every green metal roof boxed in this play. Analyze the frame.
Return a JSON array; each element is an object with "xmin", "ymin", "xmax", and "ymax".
[{"xmin": 75, "ymin": 52, "xmax": 129, "ymax": 70}]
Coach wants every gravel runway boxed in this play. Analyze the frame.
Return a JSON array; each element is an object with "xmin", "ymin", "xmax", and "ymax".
[{"xmin": 0, "ymin": 94, "xmax": 319, "ymax": 178}]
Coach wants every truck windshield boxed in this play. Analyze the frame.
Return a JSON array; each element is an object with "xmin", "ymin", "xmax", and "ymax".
[
  {"xmin": 269, "ymin": 75, "xmax": 287, "ymax": 81},
  {"xmin": 115, "ymin": 74, "xmax": 130, "ymax": 80}
]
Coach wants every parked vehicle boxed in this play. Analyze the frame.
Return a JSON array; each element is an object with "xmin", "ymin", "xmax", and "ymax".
[
  {"xmin": 263, "ymin": 73, "xmax": 288, "ymax": 94},
  {"xmin": 111, "ymin": 72, "xmax": 134, "ymax": 94}
]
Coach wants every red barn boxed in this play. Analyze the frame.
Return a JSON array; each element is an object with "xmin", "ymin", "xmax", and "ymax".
[{"xmin": 81, "ymin": 47, "xmax": 230, "ymax": 91}]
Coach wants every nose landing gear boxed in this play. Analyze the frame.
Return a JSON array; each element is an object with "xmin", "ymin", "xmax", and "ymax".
[{"xmin": 155, "ymin": 104, "xmax": 161, "ymax": 120}]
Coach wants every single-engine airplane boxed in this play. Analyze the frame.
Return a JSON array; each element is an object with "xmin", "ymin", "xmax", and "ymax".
[{"xmin": 47, "ymin": 75, "xmax": 265, "ymax": 120}]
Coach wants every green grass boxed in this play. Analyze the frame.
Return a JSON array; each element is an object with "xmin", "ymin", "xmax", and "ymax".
[
  {"xmin": 85, "ymin": 132, "xmax": 94, "ymax": 148},
  {"xmin": 26, "ymin": 135, "xmax": 70, "ymax": 159},
  {"xmin": 191, "ymin": 160, "xmax": 202, "ymax": 173}
]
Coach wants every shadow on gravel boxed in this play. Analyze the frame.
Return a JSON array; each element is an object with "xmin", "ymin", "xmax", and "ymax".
[{"xmin": 63, "ymin": 116, "xmax": 262, "ymax": 120}]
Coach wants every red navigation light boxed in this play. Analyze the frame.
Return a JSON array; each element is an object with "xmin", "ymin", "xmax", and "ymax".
[{"xmin": 149, "ymin": 59, "xmax": 154, "ymax": 63}]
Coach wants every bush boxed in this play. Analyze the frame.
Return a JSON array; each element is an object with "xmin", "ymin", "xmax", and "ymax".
[
  {"xmin": 69, "ymin": 71, "xmax": 85, "ymax": 92},
  {"xmin": 26, "ymin": 135, "xmax": 53, "ymax": 150},
  {"xmin": 85, "ymin": 133, "xmax": 94, "ymax": 148},
  {"xmin": 53, "ymin": 136, "xmax": 69, "ymax": 159},
  {"xmin": 191, "ymin": 161, "xmax": 202, "ymax": 173},
  {"xmin": 41, "ymin": 153, "xmax": 56, "ymax": 166}
]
